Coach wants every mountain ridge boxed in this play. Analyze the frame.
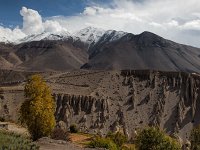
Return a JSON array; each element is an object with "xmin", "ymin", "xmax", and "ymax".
[{"xmin": 1, "ymin": 27, "xmax": 200, "ymax": 72}]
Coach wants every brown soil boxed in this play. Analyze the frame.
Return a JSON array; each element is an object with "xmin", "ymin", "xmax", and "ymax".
[
  {"xmin": 70, "ymin": 133, "xmax": 92, "ymax": 143},
  {"xmin": 37, "ymin": 137, "xmax": 93, "ymax": 150}
]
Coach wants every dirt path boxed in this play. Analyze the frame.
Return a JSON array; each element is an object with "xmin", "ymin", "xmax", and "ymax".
[
  {"xmin": 37, "ymin": 137, "xmax": 94, "ymax": 150},
  {"xmin": 70, "ymin": 133, "xmax": 92, "ymax": 143}
]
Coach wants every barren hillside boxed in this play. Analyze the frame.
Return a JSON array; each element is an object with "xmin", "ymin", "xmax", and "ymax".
[
  {"xmin": 1, "ymin": 30, "xmax": 200, "ymax": 72},
  {"xmin": 0, "ymin": 69, "xmax": 199, "ymax": 142}
]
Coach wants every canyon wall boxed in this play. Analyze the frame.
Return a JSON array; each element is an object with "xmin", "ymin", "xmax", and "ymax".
[
  {"xmin": 53, "ymin": 70, "xmax": 200, "ymax": 140},
  {"xmin": 1, "ymin": 70, "xmax": 200, "ymax": 141}
]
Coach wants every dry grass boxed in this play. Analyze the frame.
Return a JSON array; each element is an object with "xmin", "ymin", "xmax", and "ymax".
[
  {"xmin": 0, "ymin": 121, "xmax": 29, "ymax": 136},
  {"xmin": 69, "ymin": 133, "xmax": 93, "ymax": 147}
]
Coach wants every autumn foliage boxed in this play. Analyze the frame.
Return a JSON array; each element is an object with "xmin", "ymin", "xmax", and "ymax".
[{"xmin": 20, "ymin": 75, "xmax": 56, "ymax": 141}]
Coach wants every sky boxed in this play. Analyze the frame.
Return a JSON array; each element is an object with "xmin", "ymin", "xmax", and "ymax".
[{"xmin": 0, "ymin": 0, "xmax": 200, "ymax": 47}]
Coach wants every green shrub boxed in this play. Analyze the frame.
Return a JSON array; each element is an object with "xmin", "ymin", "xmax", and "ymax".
[
  {"xmin": 70, "ymin": 124, "xmax": 78, "ymax": 133},
  {"xmin": 191, "ymin": 125, "xmax": 200, "ymax": 150},
  {"xmin": 107, "ymin": 132, "xmax": 128, "ymax": 147},
  {"xmin": 88, "ymin": 137, "xmax": 118, "ymax": 150},
  {"xmin": 0, "ymin": 130, "xmax": 39, "ymax": 150},
  {"xmin": 135, "ymin": 127, "xmax": 181, "ymax": 150},
  {"xmin": 51, "ymin": 128, "xmax": 70, "ymax": 141}
]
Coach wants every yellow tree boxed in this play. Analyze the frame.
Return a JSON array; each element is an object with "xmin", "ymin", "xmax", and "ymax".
[{"xmin": 20, "ymin": 75, "xmax": 56, "ymax": 141}]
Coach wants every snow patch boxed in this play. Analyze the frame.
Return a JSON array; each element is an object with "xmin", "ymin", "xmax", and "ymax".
[
  {"xmin": 73, "ymin": 27, "xmax": 105, "ymax": 45},
  {"xmin": 17, "ymin": 31, "xmax": 71, "ymax": 43}
]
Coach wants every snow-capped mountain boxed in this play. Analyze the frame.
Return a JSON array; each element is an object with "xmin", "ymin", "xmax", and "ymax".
[
  {"xmin": 97, "ymin": 30, "xmax": 127, "ymax": 43},
  {"xmin": 0, "ymin": 26, "xmax": 128, "ymax": 46},
  {"xmin": 17, "ymin": 31, "xmax": 71, "ymax": 43},
  {"xmin": 73, "ymin": 27, "xmax": 128, "ymax": 49},
  {"xmin": 73, "ymin": 27, "xmax": 106, "ymax": 45},
  {"xmin": 1, "ymin": 26, "xmax": 200, "ymax": 73},
  {"xmin": 0, "ymin": 36, "xmax": 12, "ymax": 44},
  {"xmin": 87, "ymin": 29, "xmax": 127, "ymax": 56}
]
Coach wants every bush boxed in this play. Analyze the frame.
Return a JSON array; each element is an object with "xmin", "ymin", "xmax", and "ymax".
[
  {"xmin": 0, "ymin": 130, "xmax": 39, "ymax": 150},
  {"xmin": 135, "ymin": 127, "xmax": 181, "ymax": 150},
  {"xmin": 51, "ymin": 128, "xmax": 70, "ymax": 141},
  {"xmin": 107, "ymin": 132, "xmax": 128, "ymax": 147},
  {"xmin": 191, "ymin": 125, "xmax": 200, "ymax": 150},
  {"xmin": 70, "ymin": 124, "xmax": 78, "ymax": 133},
  {"xmin": 88, "ymin": 137, "xmax": 118, "ymax": 150}
]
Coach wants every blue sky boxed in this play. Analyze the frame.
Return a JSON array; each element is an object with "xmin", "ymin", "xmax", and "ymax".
[
  {"xmin": 0, "ymin": 0, "xmax": 200, "ymax": 47},
  {"xmin": 0, "ymin": 0, "xmax": 111, "ymax": 27}
]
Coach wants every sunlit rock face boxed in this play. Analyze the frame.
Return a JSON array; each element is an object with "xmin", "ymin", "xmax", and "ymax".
[{"xmin": 49, "ymin": 70, "xmax": 200, "ymax": 140}]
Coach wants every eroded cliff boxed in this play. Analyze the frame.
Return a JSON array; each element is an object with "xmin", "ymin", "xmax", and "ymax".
[{"xmin": 0, "ymin": 70, "xmax": 200, "ymax": 140}]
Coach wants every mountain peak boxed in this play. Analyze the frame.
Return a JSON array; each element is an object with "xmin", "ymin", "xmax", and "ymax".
[
  {"xmin": 0, "ymin": 36, "xmax": 11, "ymax": 44},
  {"xmin": 103, "ymin": 30, "xmax": 127, "ymax": 42},
  {"xmin": 135, "ymin": 31, "xmax": 168, "ymax": 47},
  {"xmin": 73, "ymin": 26, "xmax": 105, "ymax": 45},
  {"xmin": 139, "ymin": 31, "xmax": 162, "ymax": 38},
  {"xmin": 17, "ymin": 30, "xmax": 71, "ymax": 43}
]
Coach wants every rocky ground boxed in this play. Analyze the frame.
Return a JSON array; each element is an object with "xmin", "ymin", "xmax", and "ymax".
[
  {"xmin": 37, "ymin": 137, "xmax": 94, "ymax": 150},
  {"xmin": 1, "ymin": 121, "xmax": 96, "ymax": 150},
  {"xmin": 0, "ymin": 69, "xmax": 200, "ymax": 144}
]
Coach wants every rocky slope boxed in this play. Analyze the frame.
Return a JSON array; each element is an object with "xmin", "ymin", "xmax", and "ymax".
[
  {"xmin": 83, "ymin": 31, "xmax": 200, "ymax": 72},
  {"xmin": 0, "ymin": 39, "xmax": 88, "ymax": 71},
  {"xmin": 0, "ymin": 70, "xmax": 200, "ymax": 142},
  {"xmin": 1, "ymin": 27, "xmax": 200, "ymax": 72},
  {"xmin": 15, "ymin": 40, "xmax": 88, "ymax": 71}
]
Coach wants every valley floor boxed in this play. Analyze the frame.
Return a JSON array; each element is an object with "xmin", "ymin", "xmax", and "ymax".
[
  {"xmin": 37, "ymin": 139, "xmax": 93, "ymax": 150},
  {"xmin": 0, "ymin": 121, "xmax": 96, "ymax": 150}
]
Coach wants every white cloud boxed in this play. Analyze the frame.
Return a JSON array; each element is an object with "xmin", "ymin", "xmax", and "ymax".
[
  {"xmin": 83, "ymin": 6, "xmax": 113, "ymax": 16},
  {"xmin": 166, "ymin": 20, "xmax": 179, "ymax": 27},
  {"xmin": 51, "ymin": 0, "xmax": 200, "ymax": 47},
  {"xmin": 20, "ymin": 7, "xmax": 67, "ymax": 35},
  {"xmin": 181, "ymin": 20, "xmax": 200, "ymax": 30},
  {"xmin": 0, "ymin": 26, "xmax": 26, "ymax": 42},
  {"xmin": 83, "ymin": 7, "xmax": 98, "ymax": 16},
  {"xmin": 1, "ymin": 1, "xmax": 200, "ymax": 47},
  {"xmin": 0, "ymin": 6, "xmax": 67, "ymax": 43},
  {"xmin": 149, "ymin": 22, "xmax": 164, "ymax": 28},
  {"xmin": 43, "ymin": 20, "xmax": 66, "ymax": 32},
  {"xmin": 20, "ymin": 6, "xmax": 44, "ymax": 35}
]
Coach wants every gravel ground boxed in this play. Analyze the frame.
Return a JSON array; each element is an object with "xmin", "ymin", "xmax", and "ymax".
[{"xmin": 37, "ymin": 137, "xmax": 98, "ymax": 150}]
